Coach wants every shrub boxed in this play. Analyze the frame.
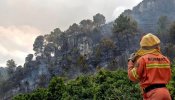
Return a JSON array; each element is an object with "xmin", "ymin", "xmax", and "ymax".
[{"xmin": 14, "ymin": 69, "xmax": 175, "ymax": 100}]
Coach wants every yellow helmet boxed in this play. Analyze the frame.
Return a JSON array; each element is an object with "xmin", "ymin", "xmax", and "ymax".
[{"xmin": 140, "ymin": 33, "xmax": 160, "ymax": 47}]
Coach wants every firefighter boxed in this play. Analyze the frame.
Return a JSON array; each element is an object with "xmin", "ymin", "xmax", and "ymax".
[{"xmin": 128, "ymin": 33, "xmax": 172, "ymax": 100}]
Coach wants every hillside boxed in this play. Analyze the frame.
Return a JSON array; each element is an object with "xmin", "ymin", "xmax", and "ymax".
[
  {"xmin": 13, "ymin": 68, "xmax": 175, "ymax": 100},
  {"xmin": 13, "ymin": 69, "xmax": 142, "ymax": 100},
  {"xmin": 123, "ymin": 0, "xmax": 175, "ymax": 33},
  {"xmin": 1, "ymin": 0, "xmax": 175, "ymax": 99}
]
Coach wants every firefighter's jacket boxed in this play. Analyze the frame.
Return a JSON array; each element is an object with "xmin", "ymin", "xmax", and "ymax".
[{"xmin": 128, "ymin": 53, "xmax": 171, "ymax": 89}]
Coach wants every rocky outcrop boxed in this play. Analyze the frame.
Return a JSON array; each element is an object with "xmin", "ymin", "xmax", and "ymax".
[
  {"xmin": 123, "ymin": 0, "xmax": 175, "ymax": 33},
  {"xmin": 2, "ymin": 0, "xmax": 175, "ymax": 99},
  {"xmin": 0, "ymin": 67, "xmax": 8, "ymax": 82}
]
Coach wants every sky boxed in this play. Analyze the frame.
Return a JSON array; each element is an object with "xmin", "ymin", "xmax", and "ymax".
[{"xmin": 0, "ymin": 0, "xmax": 142, "ymax": 67}]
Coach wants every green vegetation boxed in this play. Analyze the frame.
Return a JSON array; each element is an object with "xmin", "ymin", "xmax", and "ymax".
[
  {"xmin": 13, "ymin": 69, "xmax": 142, "ymax": 100},
  {"xmin": 6, "ymin": 59, "xmax": 17, "ymax": 76},
  {"xmin": 112, "ymin": 14, "xmax": 138, "ymax": 51},
  {"xmin": 157, "ymin": 16, "xmax": 169, "ymax": 34},
  {"xmin": 13, "ymin": 67, "xmax": 175, "ymax": 100},
  {"xmin": 169, "ymin": 22, "xmax": 175, "ymax": 44},
  {"xmin": 1, "ymin": 12, "xmax": 175, "ymax": 99},
  {"xmin": 113, "ymin": 14, "xmax": 137, "ymax": 35},
  {"xmin": 167, "ymin": 59, "xmax": 175, "ymax": 100}
]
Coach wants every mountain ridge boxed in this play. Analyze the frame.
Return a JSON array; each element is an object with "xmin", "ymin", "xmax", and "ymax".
[
  {"xmin": 1, "ymin": 0, "xmax": 175, "ymax": 99},
  {"xmin": 123, "ymin": 0, "xmax": 175, "ymax": 33}
]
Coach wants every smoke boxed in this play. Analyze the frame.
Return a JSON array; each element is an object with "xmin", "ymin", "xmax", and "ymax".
[
  {"xmin": 111, "ymin": 7, "xmax": 126, "ymax": 21},
  {"xmin": 0, "ymin": 26, "xmax": 41, "ymax": 67},
  {"xmin": 0, "ymin": 0, "xmax": 142, "ymax": 31},
  {"xmin": 0, "ymin": 0, "xmax": 143, "ymax": 66}
]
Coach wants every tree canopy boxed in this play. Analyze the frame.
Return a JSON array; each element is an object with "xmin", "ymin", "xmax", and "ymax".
[
  {"xmin": 93, "ymin": 13, "xmax": 106, "ymax": 27},
  {"xmin": 169, "ymin": 22, "xmax": 175, "ymax": 43},
  {"xmin": 33, "ymin": 35, "xmax": 45, "ymax": 55},
  {"xmin": 113, "ymin": 14, "xmax": 137, "ymax": 35},
  {"xmin": 6, "ymin": 59, "xmax": 16, "ymax": 76}
]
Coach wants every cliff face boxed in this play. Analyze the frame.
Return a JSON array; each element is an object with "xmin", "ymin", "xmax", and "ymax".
[
  {"xmin": 0, "ymin": 67, "xmax": 8, "ymax": 82},
  {"xmin": 123, "ymin": 0, "xmax": 175, "ymax": 33},
  {"xmin": 2, "ymin": 0, "xmax": 175, "ymax": 99}
]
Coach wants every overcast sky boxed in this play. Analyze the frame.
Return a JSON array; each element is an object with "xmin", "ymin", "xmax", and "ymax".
[{"xmin": 0, "ymin": 0, "xmax": 142, "ymax": 67}]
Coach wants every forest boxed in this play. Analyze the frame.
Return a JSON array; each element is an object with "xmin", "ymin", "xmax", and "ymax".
[
  {"xmin": 1, "ymin": 0, "xmax": 175, "ymax": 99},
  {"xmin": 12, "ymin": 66, "xmax": 175, "ymax": 100},
  {"xmin": 1, "ymin": 2, "xmax": 175, "ymax": 98},
  {"xmin": 0, "ymin": 13, "xmax": 173, "ymax": 99}
]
